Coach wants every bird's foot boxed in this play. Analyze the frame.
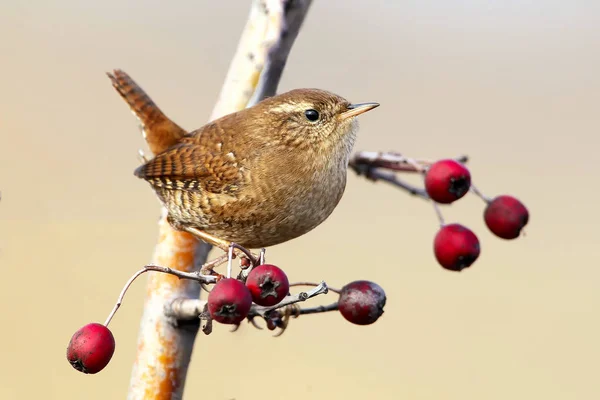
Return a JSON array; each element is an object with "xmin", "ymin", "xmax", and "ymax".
[
  {"xmin": 174, "ymin": 225, "xmax": 262, "ymax": 277},
  {"xmin": 186, "ymin": 228, "xmax": 259, "ymax": 262},
  {"xmin": 223, "ymin": 242, "xmax": 262, "ymax": 278},
  {"xmin": 200, "ymin": 252, "xmax": 229, "ymax": 276}
]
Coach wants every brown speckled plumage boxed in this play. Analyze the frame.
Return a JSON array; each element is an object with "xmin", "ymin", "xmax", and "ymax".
[{"xmin": 111, "ymin": 72, "xmax": 378, "ymax": 249}]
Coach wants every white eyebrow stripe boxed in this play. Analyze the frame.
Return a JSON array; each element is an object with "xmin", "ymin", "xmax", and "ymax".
[{"xmin": 270, "ymin": 102, "xmax": 314, "ymax": 113}]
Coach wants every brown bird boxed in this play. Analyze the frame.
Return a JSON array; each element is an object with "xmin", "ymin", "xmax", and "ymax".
[{"xmin": 108, "ymin": 70, "xmax": 379, "ymax": 251}]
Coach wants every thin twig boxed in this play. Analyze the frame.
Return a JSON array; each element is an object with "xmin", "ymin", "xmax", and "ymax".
[
  {"xmin": 251, "ymin": 281, "xmax": 329, "ymax": 318},
  {"xmin": 289, "ymin": 281, "xmax": 341, "ymax": 295},
  {"xmin": 349, "ymin": 151, "xmax": 468, "ymax": 174},
  {"xmin": 295, "ymin": 302, "xmax": 339, "ymax": 315},
  {"xmin": 364, "ymin": 168, "xmax": 430, "ymax": 199},
  {"xmin": 168, "ymin": 281, "xmax": 330, "ymax": 321},
  {"xmin": 104, "ymin": 265, "xmax": 217, "ymax": 327},
  {"xmin": 143, "ymin": 264, "xmax": 217, "ymax": 283}
]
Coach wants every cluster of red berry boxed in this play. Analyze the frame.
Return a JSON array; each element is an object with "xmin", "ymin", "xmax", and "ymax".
[
  {"xmin": 424, "ymin": 159, "xmax": 529, "ymax": 271},
  {"xmin": 66, "ymin": 264, "xmax": 386, "ymax": 374},
  {"xmin": 208, "ymin": 265, "xmax": 290, "ymax": 325}
]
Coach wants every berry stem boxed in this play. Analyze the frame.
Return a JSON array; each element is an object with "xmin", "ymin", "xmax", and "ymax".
[
  {"xmin": 289, "ymin": 281, "xmax": 341, "ymax": 294},
  {"xmin": 104, "ymin": 268, "xmax": 147, "ymax": 327},
  {"xmin": 470, "ymin": 184, "xmax": 493, "ymax": 203},
  {"xmin": 259, "ymin": 248, "xmax": 266, "ymax": 265},
  {"xmin": 226, "ymin": 244, "xmax": 234, "ymax": 278},
  {"xmin": 104, "ymin": 265, "xmax": 217, "ymax": 327},
  {"xmin": 432, "ymin": 201, "xmax": 446, "ymax": 226}
]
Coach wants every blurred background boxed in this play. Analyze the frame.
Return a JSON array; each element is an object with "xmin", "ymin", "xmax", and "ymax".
[{"xmin": 1, "ymin": 0, "xmax": 598, "ymax": 399}]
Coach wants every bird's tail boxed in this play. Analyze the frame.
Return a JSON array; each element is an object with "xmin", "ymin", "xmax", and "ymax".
[{"xmin": 107, "ymin": 69, "xmax": 186, "ymax": 154}]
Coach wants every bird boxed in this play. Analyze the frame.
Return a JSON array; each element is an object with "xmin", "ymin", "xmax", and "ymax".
[{"xmin": 107, "ymin": 70, "xmax": 379, "ymax": 251}]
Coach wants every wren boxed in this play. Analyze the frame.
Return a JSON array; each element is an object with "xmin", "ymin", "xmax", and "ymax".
[{"xmin": 108, "ymin": 70, "xmax": 379, "ymax": 250}]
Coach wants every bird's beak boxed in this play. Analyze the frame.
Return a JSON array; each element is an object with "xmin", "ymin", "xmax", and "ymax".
[{"xmin": 340, "ymin": 102, "xmax": 380, "ymax": 120}]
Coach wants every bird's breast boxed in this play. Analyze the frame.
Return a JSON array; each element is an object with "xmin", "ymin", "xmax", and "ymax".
[{"xmin": 240, "ymin": 147, "xmax": 349, "ymax": 235}]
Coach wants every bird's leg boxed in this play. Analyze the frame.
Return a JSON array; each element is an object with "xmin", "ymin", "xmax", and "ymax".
[
  {"xmin": 181, "ymin": 226, "xmax": 259, "ymax": 272},
  {"xmin": 181, "ymin": 226, "xmax": 234, "ymax": 275},
  {"xmin": 183, "ymin": 226, "xmax": 232, "ymax": 253}
]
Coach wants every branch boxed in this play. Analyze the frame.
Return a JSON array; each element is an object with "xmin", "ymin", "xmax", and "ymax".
[
  {"xmin": 349, "ymin": 151, "xmax": 468, "ymax": 199},
  {"xmin": 250, "ymin": 281, "xmax": 329, "ymax": 318},
  {"xmin": 289, "ymin": 281, "xmax": 341, "ymax": 294},
  {"xmin": 104, "ymin": 265, "xmax": 216, "ymax": 327},
  {"xmin": 127, "ymin": 212, "xmax": 204, "ymax": 400},
  {"xmin": 120, "ymin": 1, "xmax": 312, "ymax": 399},
  {"xmin": 166, "ymin": 281, "xmax": 330, "ymax": 321},
  {"xmin": 294, "ymin": 302, "xmax": 338, "ymax": 315},
  {"xmin": 250, "ymin": 0, "xmax": 313, "ymax": 103},
  {"xmin": 360, "ymin": 168, "xmax": 429, "ymax": 199},
  {"xmin": 349, "ymin": 151, "xmax": 468, "ymax": 173}
]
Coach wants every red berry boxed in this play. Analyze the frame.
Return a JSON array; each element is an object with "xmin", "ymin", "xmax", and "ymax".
[
  {"xmin": 425, "ymin": 159, "xmax": 471, "ymax": 204},
  {"xmin": 66, "ymin": 323, "xmax": 115, "ymax": 374},
  {"xmin": 338, "ymin": 280, "xmax": 386, "ymax": 325},
  {"xmin": 484, "ymin": 195, "xmax": 529, "ymax": 239},
  {"xmin": 207, "ymin": 278, "xmax": 252, "ymax": 325},
  {"xmin": 246, "ymin": 264, "xmax": 289, "ymax": 307},
  {"xmin": 434, "ymin": 223, "xmax": 480, "ymax": 271}
]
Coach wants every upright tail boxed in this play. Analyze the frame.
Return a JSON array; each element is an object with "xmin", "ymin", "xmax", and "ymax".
[{"xmin": 107, "ymin": 69, "xmax": 187, "ymax": 154}]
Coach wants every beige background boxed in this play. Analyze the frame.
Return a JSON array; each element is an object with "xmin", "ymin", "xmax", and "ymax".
[{"xmin": 1, "ymin": 0, "xmax": 598, "ymax": 399}]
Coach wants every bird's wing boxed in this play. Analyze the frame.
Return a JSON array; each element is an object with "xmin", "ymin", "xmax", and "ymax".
[{"xmin": 134, "ymin": 142, "xmax": 243, "ymax": 195}]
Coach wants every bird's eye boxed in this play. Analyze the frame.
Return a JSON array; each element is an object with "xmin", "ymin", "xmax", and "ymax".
[{"xmin": 304, "ymin": 109, "xmax": 320, "ymax": 122}]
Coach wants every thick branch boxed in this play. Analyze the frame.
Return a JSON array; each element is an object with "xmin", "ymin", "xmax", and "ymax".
[
  {"xmin": 127, "ymin": 213, "xmax": 204, "ymax": 400},
  {"xmin": 250, "ymin": 0, "xmax": 313, "ymax": 103},
  {"xmin": 211, "ymin": 0, "xmax": 312, "ymax": 119}
]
